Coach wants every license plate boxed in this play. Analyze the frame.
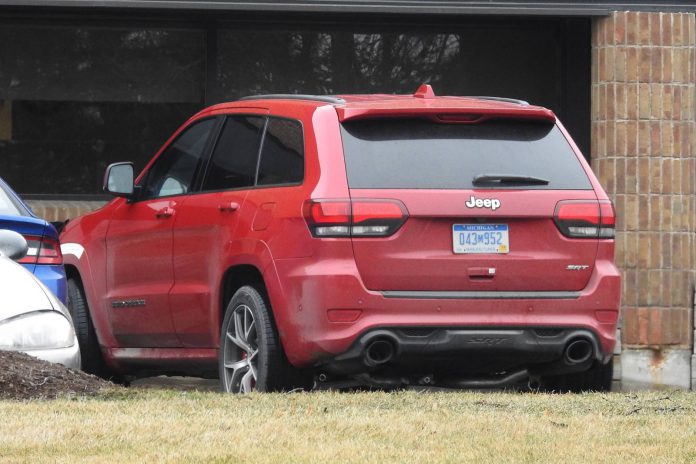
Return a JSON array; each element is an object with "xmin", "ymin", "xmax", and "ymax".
[{"xmin": 453, "ymin": 224, "xmax": 509, "ymax": 254}]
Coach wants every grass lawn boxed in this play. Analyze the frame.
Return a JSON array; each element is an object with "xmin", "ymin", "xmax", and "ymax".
[{"xmin": 1, "ymin": 389, "xmax": 695, "ymax": 463}]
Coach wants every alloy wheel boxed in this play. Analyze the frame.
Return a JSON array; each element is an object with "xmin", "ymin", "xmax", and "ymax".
[{"xmin": 222, "ymin": 304, "xmax": 258, "ymax": 393}]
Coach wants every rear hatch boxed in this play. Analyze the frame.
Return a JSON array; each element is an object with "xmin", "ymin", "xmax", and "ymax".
[{"xmin": 340, "ymin": 116, "xmax": 604, "ymax": 292}]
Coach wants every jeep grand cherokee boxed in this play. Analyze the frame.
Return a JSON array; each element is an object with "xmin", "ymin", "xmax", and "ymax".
[{"xmin": 60, "ymin": 85, "xmax": 620, "ymax": 392}]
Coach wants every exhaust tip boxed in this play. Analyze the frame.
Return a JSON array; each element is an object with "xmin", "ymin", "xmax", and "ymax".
[
  {"xmin": 564, "ymin": 338, "xmax": 593, "ymax": 365},
  {"xmin": 364, "ymin": 339, "xmax": 396, "ymax": 367}
]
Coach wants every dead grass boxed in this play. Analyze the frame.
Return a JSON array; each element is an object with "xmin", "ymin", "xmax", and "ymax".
[{"xmin": 1, "ymin": 389, "xmax": 695, "ymax": 463}]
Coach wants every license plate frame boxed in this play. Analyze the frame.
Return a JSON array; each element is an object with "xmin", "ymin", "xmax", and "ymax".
[{"xmin": 452, "ymin": 224, "xmax": 509, "ymax": 254}]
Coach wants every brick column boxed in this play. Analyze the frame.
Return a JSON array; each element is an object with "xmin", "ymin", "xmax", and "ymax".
[{"xmin": 592, "ymin": 11, "xmax": 696, "ymax": 389}]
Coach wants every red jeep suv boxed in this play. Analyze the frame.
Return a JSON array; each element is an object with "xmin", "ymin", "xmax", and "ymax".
[{"xmin": 60, "ymin": 85, "xmax": 620, "ymax": 392}]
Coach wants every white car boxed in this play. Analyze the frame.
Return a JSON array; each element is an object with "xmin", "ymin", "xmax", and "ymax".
[{"xmin": 0, "ymin": 230, "xmax": 80, "ymax": 369}]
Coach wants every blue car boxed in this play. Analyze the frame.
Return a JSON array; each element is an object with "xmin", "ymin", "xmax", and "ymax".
[{"xmin": 0, "ymin": 177, "xmax": 66, "ymax": 304}]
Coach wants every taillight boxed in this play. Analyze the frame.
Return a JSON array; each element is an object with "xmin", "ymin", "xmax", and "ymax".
[
  {"xmin": 554, "ymin": 200, "xmax": 615, "ymax": 239},
  {"xmin": 18, "ymin": 235, "xmax": 63, "ymax": 265},
  {"xmin": 304, "ymin": 199, "xmax": 408, "ymax": 238}
]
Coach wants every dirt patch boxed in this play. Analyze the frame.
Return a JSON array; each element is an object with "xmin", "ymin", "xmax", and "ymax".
[{"xmin": 0, "ymin": 350, "xmax": 115, "ymax": 400}]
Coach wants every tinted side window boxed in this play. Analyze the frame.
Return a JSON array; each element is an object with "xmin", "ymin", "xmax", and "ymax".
[
  {"xmin": 140, "ymin": 118, "xmax": 216, "ymax": 200},
  {"xmin": 257, "ymin": 118, "xmax": 304, "ymax": 186},
  {"xmin": 202, "ymin": 116, "xmax": 265, "ymax": 191}
]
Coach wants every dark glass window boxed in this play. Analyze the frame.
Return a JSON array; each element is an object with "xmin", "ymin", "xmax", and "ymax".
[
  {"xmin": 341, "ymin": 119, "xmax": 592, "ymax": 190},
  {"xmin": 140, "ymin": 118, "xmax": 215, "ymax": 200},
  {"xmin": 0, "ymin": 19, "xmax": 589, "ymax": 197},
  {"xmin": 202, "ymin": 116, "xmax": 265, "ymax": 191},
  {"xmin": 213, "ymin": 23, "xmax": 590, "ymax": 158},
  {"xmin": 0, "ymin": 24, "xmax": 205, "ymax": 195},
  {"xmin": 257, "ymin": 118, "xmax": 304, "ymax": 186}
]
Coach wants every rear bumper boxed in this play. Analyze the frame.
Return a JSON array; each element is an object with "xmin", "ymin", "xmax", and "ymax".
[
  {"xmin": 322, "ymin": 326, "xmax": 604, "ymax": 378},
  {"xmin": 32, "ymin": 264, "xmax": 67, "ymax": 305},
  {"xmin": 271, "ymin": 256, "xmax": 621, "ymax": 371}
]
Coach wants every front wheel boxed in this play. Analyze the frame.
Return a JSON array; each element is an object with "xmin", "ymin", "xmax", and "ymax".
[
  {"xmin": 67, "ymin": 277, "xmax": 112, "ymax": 378},
  {"xmin": 219, "ymin": 285, "xmax": 311, "ymax": 393}
]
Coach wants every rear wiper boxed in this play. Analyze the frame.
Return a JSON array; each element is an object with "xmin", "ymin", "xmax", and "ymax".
[{"xmin": 472, "ymin": 174, "xmax": 550, "ymax": 185}]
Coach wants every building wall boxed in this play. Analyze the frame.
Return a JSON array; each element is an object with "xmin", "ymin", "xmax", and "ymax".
[{"xmin": 592, "ymin": 11, "xmax": 696, "ymax": 389}]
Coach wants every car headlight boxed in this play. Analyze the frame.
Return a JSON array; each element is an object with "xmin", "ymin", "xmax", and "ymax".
[{"xmin": 0, "ymin": 311, "xmax": 75, "ymax": 350}]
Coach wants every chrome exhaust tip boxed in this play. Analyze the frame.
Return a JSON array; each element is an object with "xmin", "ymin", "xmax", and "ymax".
[
  {"xmin": 564, "ymin": 338, "xmax": 593, "ymax": 365},
  {"xmin": 364, "ymin": 339, "xmax": 396, "ymax": 367}
]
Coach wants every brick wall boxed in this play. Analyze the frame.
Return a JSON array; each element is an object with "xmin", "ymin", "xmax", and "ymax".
[
  {"xmin": 592, "ymin": 12, "xmax": 696, "ymax": 356},
  {"xmin": 26, "ymin": 200, "xmax": 107, "ymax": 223}
]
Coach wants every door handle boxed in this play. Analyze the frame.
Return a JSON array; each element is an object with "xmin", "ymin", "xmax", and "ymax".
[
  {"xmin": 155, "ymin": 206, "xmax": 175, "ymax": 218},
  {"xmin": 218, "ymin": 202, "xmax": 240, "ymax": 212}
]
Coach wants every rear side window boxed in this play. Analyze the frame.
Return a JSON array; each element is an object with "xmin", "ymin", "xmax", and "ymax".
[
  {"xmin": 341, "ymin": 119, "xmax": 592, "ymax": 190},
  {"xmin": 257, "ymin": 118, "xmax": 304, "ymax": 186},
  {"xmin": 202, "ymin": 116, "xmax": 265, "ymax": 191}
]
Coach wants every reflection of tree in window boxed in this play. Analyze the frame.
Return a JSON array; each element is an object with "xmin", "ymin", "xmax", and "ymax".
[
  {"xmin": 257, "ymin": 119, "xmax": 303, "ymax": 186},
  {"xmin": 215, "ymin": 31, "xmax": 460, "ymax": 97}
]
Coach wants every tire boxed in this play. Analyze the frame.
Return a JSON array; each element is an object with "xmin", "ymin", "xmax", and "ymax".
[
  {"xmin": 542, "ymin": 358, "xmax": 614, "ymax": 393},
  {"xmin": 219, "ymin": 285, "xmax": 312, "ymax": 393},
  {"xmin": 67, "ymin": 277, "xmax": 110, "ymax": 378}
]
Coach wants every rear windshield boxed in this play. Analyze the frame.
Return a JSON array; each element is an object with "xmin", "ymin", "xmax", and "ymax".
[
  {"xmin": 341, "ymin": 118, "xmax": 592, "ymax": 190},
  {"xmin": 0, "ymin": 181, "xmax": 26, "ymax": 216}
]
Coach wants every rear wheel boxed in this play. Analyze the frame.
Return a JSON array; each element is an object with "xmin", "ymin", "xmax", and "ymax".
[
  {"xmin": 67, "ymin": 277, "xmax": 115, "ymax": 380},
  {"xmin": 542, "ymin": 358, "xmax": 614, "ymax": 393},
  {"xmin": 219, "ymin": 285, "xmax": 311, "ymax": 393}
]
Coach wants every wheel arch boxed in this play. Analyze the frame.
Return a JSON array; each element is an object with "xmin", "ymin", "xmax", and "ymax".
[
  {"xmin": 63, "ymin": 264, "xmax": 101, "ymax": 338},
  {"xmin": 64, "ymin": 263, "xmax": 95, "ymax": 326},
  {"xmin": 218, "ymin": 260, "xmax": 291, "ymax": 358},
  {"xmin": 63, "ymin": 259, "xmax": 117, "ymax": 353},
  {"xmin": 220, "ymin": 264, "xmax": 266, "ymax": 320}
]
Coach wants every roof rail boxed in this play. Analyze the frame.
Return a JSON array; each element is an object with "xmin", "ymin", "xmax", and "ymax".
[
  {"xmin": 467, "ymin": 96, "xmax": 529, "ymax": 106},
  {"xmin": 239, "ymin": 94, "xmax": 345, "ymax": 104}
]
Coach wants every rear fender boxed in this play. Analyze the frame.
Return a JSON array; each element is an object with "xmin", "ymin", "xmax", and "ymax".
[{"xmin": 217, "ymin": 238, "xmax": 290, "ymax": 352}]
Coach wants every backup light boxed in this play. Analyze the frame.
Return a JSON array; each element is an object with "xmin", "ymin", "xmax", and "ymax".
[{"xmin": 315, "ymin": 226, "xmax": 350, "ymax": 236}]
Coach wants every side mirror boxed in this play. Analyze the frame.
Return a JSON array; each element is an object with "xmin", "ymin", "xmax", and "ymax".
[
  {"xmin": 0, "ymin": 229, "xmax": 28, "ymax": 261},
  {"xmin": 104, "ymin": 162, "xmax": 135, "ymax": 198}
]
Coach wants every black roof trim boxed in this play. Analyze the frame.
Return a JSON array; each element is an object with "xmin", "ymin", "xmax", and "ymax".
[
  {"xmin": 3, "ymin": 1, "xmax": 696, "ymax": 18},
  {"xmin": 0, "ymin": 0, "xmax": 696, "ymax": 16},
  {"xmin": 0, "ymin": 0, "xmax": 615, "ymax": 16},
  {"xmin": 239, "ymin": 94, "xmax": 346, "ymax": 104}
]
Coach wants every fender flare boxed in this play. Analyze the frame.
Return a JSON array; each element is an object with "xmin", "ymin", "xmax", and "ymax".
[
  {"xmin": 61, "ymin": 242, "xmax": 118, "ymax": 350},
  {"xmin": 216, "ymin": 238, "xmax": 289, "ymax": 348}
]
